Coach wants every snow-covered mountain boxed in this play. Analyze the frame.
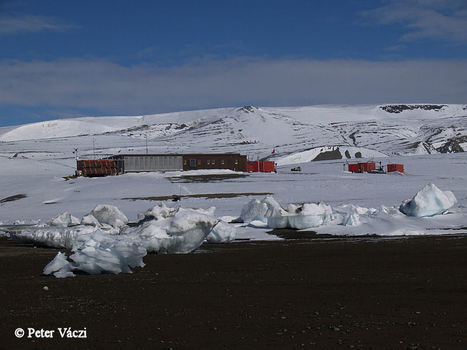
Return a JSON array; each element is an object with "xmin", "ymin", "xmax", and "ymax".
[{"xmin": 0, "ymin": 104, "xmax": 465, "ymax": 164}]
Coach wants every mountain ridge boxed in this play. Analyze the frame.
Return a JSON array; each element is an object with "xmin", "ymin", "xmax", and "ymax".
[{"xmin": 0, "ymin": 104, "xmax": 465, "ymax": 164}]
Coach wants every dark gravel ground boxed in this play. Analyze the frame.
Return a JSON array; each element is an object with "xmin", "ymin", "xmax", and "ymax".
[{"xmin": 1, "ymin": 235, "xmax": 466, "ymax": 350}]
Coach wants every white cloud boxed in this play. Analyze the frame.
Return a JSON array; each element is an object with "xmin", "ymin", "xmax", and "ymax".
[
  {"xmin": 0, "ymin": 58, "xmax": 466, "ymax": 116},
  {"xmin": 0, "ymin": 14, "xmax": 76, "ymax": 35},
  {"xmin": 363, "ymin": 0, "xmax": 467, "ymax": 43}
]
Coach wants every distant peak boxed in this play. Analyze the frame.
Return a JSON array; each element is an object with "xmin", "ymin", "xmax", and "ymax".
[{"xmin": 237, "ymin": 106, "xmax": 259, "ymax": 113}]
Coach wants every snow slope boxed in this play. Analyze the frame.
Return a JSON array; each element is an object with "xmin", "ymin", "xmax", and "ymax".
[{"xmin": 1, "ymin": 104, "xmax": 465, "ymax": 162}]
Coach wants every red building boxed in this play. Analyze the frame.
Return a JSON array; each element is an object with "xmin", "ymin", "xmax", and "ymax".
[
  {"xmin": 348, "ymin": 162, "xmax": 376, "ymax": 173},
  {"xmin": 76, "ymin": 159, "xmax": 119, "ymax": 177},
  {"xmin": 387, "ymin": 164, "xmax": 404, "ymax": 173},
  {"xmin": 247, "ymin": 160, "xmax": 276, "ymax": 173}
]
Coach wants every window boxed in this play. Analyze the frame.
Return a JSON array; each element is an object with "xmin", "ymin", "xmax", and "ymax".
[
  {"xmin": 189, "ymin": 159, "xmax": 196, "ymax": 167},
  {"xmin": 207, "ymin": 160, "xmax": 211, "ymax": 165},
  {"xmin": 221, "ymin": 159, "xmax": 225, "ymax": 165},
  {"xmin": 198, "ymin": 160, "xmax": 201, "ymax": 165},
  {"xmin": 212, "ymin": 160, "xmax": 215, "ymax": 165},
  {"xmin": 234, "ymin": 159, "xmax": 238, "ymax": 165}
]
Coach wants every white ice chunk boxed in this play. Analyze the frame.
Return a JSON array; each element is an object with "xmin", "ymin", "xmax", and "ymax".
[
  {"xmin": 207, "ymin": 221, "xmax": 236, "ymax": 243},
  {"xmin": 341, "ymin": 213, "xmax": 360, "ymax": 226},
  {"xmin": 69, "ymin": 231, "xmax": 146, "ymax": 275},
  {"xmin": 80, "ymin": 213, "xmax": 121, "ymax": 234},
  {"xmin": 43, "ymin": 252, "xmax": 75, "ymax": 278},
  {"xmin": 80, "ymin": 213, "xmax": 100, "ymax": 227},
  {"xmin": 89, "ymin": 204, "xmax": 128, "ymax": 229},
  {"xmin": 49, "ymin": 212, "xmax": 80, "ymax": 227},
  {"xmin": 267, "ymin": 215, "xmax": 289, "ymax": 229},
  {"xmin": 239, "ymin": 196, "xmax": 286, "ymax": 223},
  {"xmin": 399, "ymin": 183, "xmax": 457, "ymax": 217},
  {"xmin": 167, "ymin": 207, "xmax": 217, "ymax": 235},
  {"xmin": 268, "ymin": 202, "xmax": 333, "ymax": 229},
  {"xmin": 132, "ymin": 207, "xmax": 218, "ymax": 254},
  {"xmin": 333, "ymin": 204, "xmax": 375, "ymax": 227},
  {"xmin": 34, "ymin": 205, "xmax": 220, "ymax": 277},
  {"xmin": 138, "ymin": 202, "xmax": 177, "ymax": 221},
  {"xmin": 12, "ymin": 225, "xmax": 97, "ymax": 249}
]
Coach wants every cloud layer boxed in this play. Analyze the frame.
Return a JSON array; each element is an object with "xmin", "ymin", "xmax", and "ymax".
[
  {"xmin": 363, "ymin": 0, "xmax": 467, "ymax": 43},
  {"xmin": 1, "ymin": 58, "xmax": 466, "ymax": 118},
  {"xmin": 0, "ymin": 14, "xmax": 76, "ymax": 35}
]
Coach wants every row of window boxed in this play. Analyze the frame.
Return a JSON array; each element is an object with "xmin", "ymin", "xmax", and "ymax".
[{"xmin": 183, "ymin": 159, "xmax": 239, "ymax": 167}]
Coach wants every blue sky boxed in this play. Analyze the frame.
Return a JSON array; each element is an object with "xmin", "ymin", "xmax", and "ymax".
[{"xmin": 1, "ymin": 0, "xmax": 467, "ymax": 126}]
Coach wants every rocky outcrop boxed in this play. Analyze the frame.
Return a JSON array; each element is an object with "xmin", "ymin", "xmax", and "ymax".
[{"xmin": 381, "ymin": 105, "xmax": 447, "ymax": 113}]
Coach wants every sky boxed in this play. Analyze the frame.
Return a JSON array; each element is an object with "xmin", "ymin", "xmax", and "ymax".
[{"xmin": 1, "ymin": 0, "xmax": 467, "ymax": 126}]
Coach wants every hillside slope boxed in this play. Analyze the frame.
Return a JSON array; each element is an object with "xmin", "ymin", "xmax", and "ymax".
[{"xmin": 0, "ymin": 104, "xmax": 465, "ymax": 163}]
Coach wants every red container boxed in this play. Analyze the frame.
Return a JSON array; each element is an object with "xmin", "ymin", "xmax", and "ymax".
[
  {"xmin": 387, "ymin": 163, "xmax": 404, "ymax": 173},
  {"xmin": 348, "ymin": 162, "xmax": 375, "ymax": 173},
  {"xmin": 359, "ymin": 162, "xmax": 375, "ymax": 172},
  {"xmin": 348, "ymin": 163, "xmax": 359, "ymax": 173},
  {"xmin": 77, "ymin": 159, "xmax": 118, "ymax": 177},
  {"xmin": 247, "ymin": 161, "xmax": 276, "ymax": 172}
]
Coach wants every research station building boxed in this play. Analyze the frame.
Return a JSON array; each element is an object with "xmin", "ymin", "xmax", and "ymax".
[{"xmin": 77, "ymin": 153, "xmax": 249, "ymax": 176}]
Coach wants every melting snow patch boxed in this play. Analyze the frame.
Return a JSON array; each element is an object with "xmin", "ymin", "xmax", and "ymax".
[{"xmin": 399, "ymin": 183, "xmax": 457, "ymax": 217}]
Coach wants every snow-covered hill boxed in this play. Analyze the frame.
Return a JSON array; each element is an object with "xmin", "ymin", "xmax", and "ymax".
[{"xmin": 0, "ymin": 104, "xmax": 465, "ymax": 164}]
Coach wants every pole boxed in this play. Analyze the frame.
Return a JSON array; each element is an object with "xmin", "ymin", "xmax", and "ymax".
[{"xmin": 93, "ymin": 138, "xmax": 96, "ymax": 159}]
